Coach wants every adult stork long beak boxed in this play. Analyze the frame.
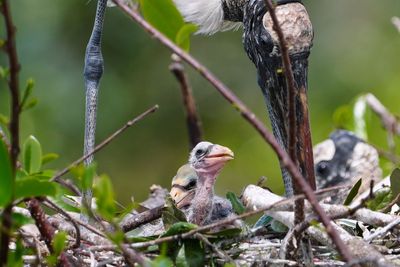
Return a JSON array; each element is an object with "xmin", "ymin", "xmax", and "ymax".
[{"xmin": 243, "ymin": 1, "xmax": 315, "ymax": 197}]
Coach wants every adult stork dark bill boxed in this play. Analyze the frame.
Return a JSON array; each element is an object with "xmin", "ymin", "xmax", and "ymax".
[{"xmin": 173, "ymin": 0, "xmax": 315, "ymax": 197}]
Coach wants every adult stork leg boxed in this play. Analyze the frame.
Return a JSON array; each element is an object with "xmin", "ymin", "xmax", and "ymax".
[
  {"xmin": 82, "ymin": 0, "xmax": 107, "ymax": 222},
  {"xmin": 243, "ymin": 0, "xmax": 315, "ymax": 198}
]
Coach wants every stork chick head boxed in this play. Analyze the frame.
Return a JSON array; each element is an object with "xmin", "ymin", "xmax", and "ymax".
[
  {"xmin": 314, "ymin": 130, "xmax": 382, "ymax": 192},
  {"xmin": 189, "ymin": 141, "xmax": 234, "ymax": 179},
  {"xmin": 170, "ymin": 164, "xmax": 198, "ymax": 209}
]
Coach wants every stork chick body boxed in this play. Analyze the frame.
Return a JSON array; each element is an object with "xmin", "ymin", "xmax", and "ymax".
[{"xmin": 170, "ymin": 142, "xmax": 235, "ymax": 226}]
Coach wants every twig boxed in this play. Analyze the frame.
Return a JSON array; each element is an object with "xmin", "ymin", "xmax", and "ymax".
[
  {"xmin": 263, "ymin": 1, "xmax": 306, "ymax": 247},
  {"xmin": 51, "ymin": 105, "xmax": 158, "ymax": 184},
  {"xmin": 89, "ymin": 185, "xmax": 352, "ymax": 252},
  {"xmin": 242, "ymin": 186, "xmax": 391, "ymax": 265},
  {"xmin": 111, "ymin": 0, "xmax": 349, "ymax": 262},
  {"xmin": 120, "ymin": 244, "xmax": 149, "ymax": 267},
  {"xmin": 373, "ymin": 145, "xmax": 400, "ymax": 165},
  {"xmin": 0, "ymin": 0, "xmax": 21, "ymax": 263},
  {"xmin": 279, "ymin": 183, "xmax": 373, "ymax": 260},
  {"xmin": 364, "ymin": 93, "xmax": 400, "ymax": 157},
  {"xmin": 195, "ymin": 233, "xmax": 234, "ymax": 263},
  {"xmin": 44, "ymin": 198, "xmax": 81, "ymax": 248},
  {"xmin": 364, "ymin": 218, "xmax": 400, "ymax": 243},
  {"xmin": 120, "ymin": 205, "xmax": 163, "ymax": 233},
  {"xmin": 26, "ymin": 198, "xmax": 55, "ymax": 253},
  {"xmin": 169, "ymin": 54, "xmax": 203, "ymax": 150},
  {"xmin": 379, "ymin": 193, "xmax": 400, "ymax": 214},
  {"xmin": 263, "ymin": 0, "xmax": 298, "ymax": 184}
]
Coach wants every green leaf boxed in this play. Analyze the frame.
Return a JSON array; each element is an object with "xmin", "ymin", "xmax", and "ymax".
[
  {"xmin": 175, "ymin": 24, "xmax": 197, "ymax": 51},
  {"xmin": 139, "ymin": 0, "xmax": 184, "ymax": 41},
  {"xmin": 22, "ymin": 135, "xmax": 42, "ymax": 174},
  {"xmin": 7, "ymin": 238, "xmax": 24, "ymax": 267},
  {"xmin": 0, "ymin": 139, "xmax": 13, "ymax": 206},
  {"xmin": 226, "ymin": 192, "xmax": 245, "ymax": 214},
  {"xmin": 0, "ymin": 66, "xmax": 10, "ymax": 79},
  {"xmin": 390, "ymin": 168, "xmax": 400, "ymax": 203},
  {"xmin": 15, "ymin": 177, "xmax": 58, "ymax": 199},
  {"xmin": 344, "ymin": 178, "xmax": 362, "ymax": 206},
  {"xmin": 151, "ymin": 255, "xmax": 174, "ymax": 267},
  {"xmin": 47, "ymin": 232, "xmax": 67, "ymax": 266},
  {"xmin": 41, "ymin": 153, "xmax": 59, "ymax": 166},
  {"xmin": 20, "ymin": 78, "xmax": 35, "ymax": 110},
  {"xmin": 162, "ymin": 196, "xmax": 187, "ymax": 229},
  {"xmin": 21, "ymin": 98, "xmax": 38, "ymax": 111},
  {"xmin": 0, "ymin": 113, "xmax": 9, "ymax": 126},
  {"xmin": 206, "ymin": 227, "xmax": 242, "ymax": 238},
  {"xmin": 11, "ymin": 212, "xmax": 34, "ymax": 228},
  {"xmin": 184, "ymin": 239, "xmax": 205, "ymax": 267},
  {"xmin": 270, "ymin": 220, "xmax": 288, "ymax": 233},
  {"xmin": 94, "ymin": 175, "xmax": 116, "ymax": 220},
  {"xmin": 333, "ymin": 105, "xmax": 353, "ymax": 131},
  {"xmin": 52, "ymin": 231, "xmax": 67, "ymax": 256},
  {"xmin": 254, "ymin": 214, "xmax": 273, "ymax": 228},
  {"xmin": 81, "ymin": 163, "xmax": 96, "ymax": 191},
  {"xmin": 161, "ymin": 222, "xmax": 197, "ymax": 237},
  {"xmin": 366, "ymin": 187, "xmax": 393, "ymax": 211}
]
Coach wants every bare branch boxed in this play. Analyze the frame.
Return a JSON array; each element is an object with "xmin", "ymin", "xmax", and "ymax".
[
  {"xmin": 0, "ymin": 0, "xmax": 21, "ymax": 262},
  {"xmin": 51, "ymin": 105, "xmax": 159, "ymax": 185},
  {"xmin": 169, "ymin": 55, "xmax": 203, "ymax": 150}
]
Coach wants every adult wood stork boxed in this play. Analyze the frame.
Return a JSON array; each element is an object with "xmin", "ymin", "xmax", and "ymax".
[{"xmin": 172, "ymin": 0, "xmax": 315, "ymax": 199}]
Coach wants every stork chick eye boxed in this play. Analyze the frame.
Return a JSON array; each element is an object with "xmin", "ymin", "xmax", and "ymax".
[
  {"xmin": 195, "ymin": 149, "xmax": 206, "ymax": 157},
  {"xmin": 316, "ymin": 161, "xmax": 330, "ymax": 177},
  {"xmin": 184, "ymin": 180, "xmax": 197, "ymax": 190}
]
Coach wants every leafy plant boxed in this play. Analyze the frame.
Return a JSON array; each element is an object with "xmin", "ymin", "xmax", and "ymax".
[{"xmin": 139, "ymin": 0, "xmax": 197, "ymax": 51}]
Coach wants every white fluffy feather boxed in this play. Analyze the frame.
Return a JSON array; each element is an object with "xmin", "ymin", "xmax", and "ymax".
[{"xmin": 173, "ymin": 0, "xmax": 241, "ymax": 35}]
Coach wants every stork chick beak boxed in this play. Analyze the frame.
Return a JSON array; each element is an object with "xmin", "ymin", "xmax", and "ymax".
[
  {"xmin": 170, "ymin": 176, "xmax": 192, "ymax": 206},
  {"xmin": 170, "ymin": 186, "xmax": 195, "ymax": 209},
  {"xmin": 204, "ymin": 145, "xmax": 234, "ymax": 167}
]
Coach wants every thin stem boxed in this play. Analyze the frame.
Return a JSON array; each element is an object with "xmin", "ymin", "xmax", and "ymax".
[
  {"xmin": 169, "ymin": 55, "xmax": 203, "ymax": 150},
  {"xmin": 112, "ymin": 1, "xmax": 351, "ymax": 262},
  {"xmin": 0, "ymin": 0, "xmax": 20, "ymax": 263},
  {"xmin": 44, "ymin": 198, "xmax": 81, "ymax": 248},
  {"xmin": 51, "ymin": 105, "xmax": 158, "ymax": 184}
]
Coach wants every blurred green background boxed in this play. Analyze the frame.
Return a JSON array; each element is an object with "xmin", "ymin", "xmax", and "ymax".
[{"xmin": 1, "ymin": 0, "xmax": 399, "ymax": 204}]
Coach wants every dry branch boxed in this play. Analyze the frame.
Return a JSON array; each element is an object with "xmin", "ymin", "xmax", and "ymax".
[
  {"xmin": 169, "ymin": 55, "xmax": 203, "ymax": 150},
  {"xmin": 51, "ymin": 105, "xmax": 159, "ymax": 188},
  {"xmin": 0, "ymin": 0, "xmax": 20, "ymax": 262},
  {"xmin": 242, "ymin": 185, "xmax": 396, "ymax": 266}
]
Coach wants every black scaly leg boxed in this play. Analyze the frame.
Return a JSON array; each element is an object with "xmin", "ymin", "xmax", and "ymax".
[{"xmin": 82, "ymin": 0, "xmax": 107, "ymax": 222}]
